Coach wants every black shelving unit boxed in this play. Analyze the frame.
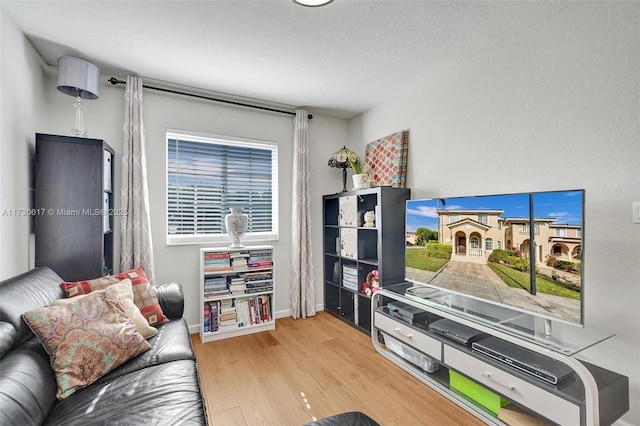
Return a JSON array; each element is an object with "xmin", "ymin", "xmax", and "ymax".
[
  {"xmin": 35, "ymin": 133, "xmax": 114, "ymax": 281},
  {"xmin": 323, "ymin": 186, "xmax": 410, "ymax": 334}
]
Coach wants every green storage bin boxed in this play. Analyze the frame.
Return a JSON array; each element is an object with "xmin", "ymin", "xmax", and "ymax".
[{"xmin": 449, "ymin": 370, "xmax": 510, "ymax": 415}]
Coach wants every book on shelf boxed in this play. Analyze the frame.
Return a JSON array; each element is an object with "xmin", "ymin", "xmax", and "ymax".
[
  {"xmin": 229, "ymin": 287, "xmax": 247, "ymax": 296},
  {"xmin": 246, "ymin": 286, "xmax": 273, "ymax": 294},
  {"xmin": 248, "ymin": 250, "xmax": 272, "ymax": 256},
  {"xmin": 204, "ymin": 257, "xmax": 231, "ymax": 263},
  {"xmin": 235, "ymin": 294, "xmax": 272, "ymax": 326},
  {"xmin": 204, "ymin": 301, "xmax": 220, "ymax": 333},
  {"xmin": 242, "ymin": 271, "xmax": 272, "ymax": 280},
  {"xmin": 204, "ymin": 252, "xmax": 231, "ymax": 259},
  {"xmin": 220, "ymin": 312, "xmax": 237, "ymax": 322},
  {"xmin": 245, "ymin": 278, "xmax": 273, "ymax": 285},
  {"xmin": 203, "ymin": 288, "xmax": 231, "ymax": 297},
  {"xmin": 204, "ymin": 266, "xmax": 233, "ymax": 273},
  {"xmin": 229, "ymin": 250, "xmax": 250, "ymax": 258},
  {"xmin": 231, "ymin": 258, "xmax": 248, "ymax": 270},
  {"xmin": 248, "ymin": 261, "xmax": 274, "ymax": 268}
]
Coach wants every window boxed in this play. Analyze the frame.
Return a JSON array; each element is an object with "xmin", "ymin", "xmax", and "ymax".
[
  {"xmin": 577, "ymin": 228, "xmax": 582, "ymax": 238},
  {"xmin": 167, "ymin": 130, "xmax": 278, "ymax": 245},
  {"xmin": 449, "ymin": 214, "xmax": 459, "ymax": 224},
  {"xmin": 477, "ymin": 214, "xmax": 488, "ymax": 225},
  {"xmin": 498, "ymin": 240, "xmax": 503, "ymax": 250},
  {"xmin": 485, "ymin": 238, "xmax": 493, "ymax": 251},
  {"xmin": 470, "ymin": 236, "xmax": 479, "ymax": 249},
  {"xmin": 555, "ymin": 228, "xmax": 567, "ymax": 237}
]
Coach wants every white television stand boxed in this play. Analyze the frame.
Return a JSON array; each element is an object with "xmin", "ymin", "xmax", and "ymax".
[{"xmin": 371, "ymin": 283, "xmax": 629, "ymax": 425}]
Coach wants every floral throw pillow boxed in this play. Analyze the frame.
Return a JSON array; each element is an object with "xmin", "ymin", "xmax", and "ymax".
[
  {"xmin": 60, "ymin": 268, "xmax": 168, "ymax": 326},
  {"xmin": 23, "ymin": 287, "xmax": 151, "ymax": 399},
  {"xmin": 52, "ymin": 279, "xmax": 158, "ymax": 339}
]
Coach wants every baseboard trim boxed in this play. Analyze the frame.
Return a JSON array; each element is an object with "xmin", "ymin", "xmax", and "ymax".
[{"xmin": 188, "ymin": 304, "xmax": 325, "ymax": 334}]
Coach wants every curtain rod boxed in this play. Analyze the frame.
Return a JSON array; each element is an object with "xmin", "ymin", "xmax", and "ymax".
[{"xmin": 107, "ymin": 77, "xmax": 312, "ymax": 119}]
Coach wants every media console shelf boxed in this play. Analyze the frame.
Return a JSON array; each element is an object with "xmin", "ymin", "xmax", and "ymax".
[{"xmin": 372, "ymin": 284, "xmax": 629, "ymax": 425}]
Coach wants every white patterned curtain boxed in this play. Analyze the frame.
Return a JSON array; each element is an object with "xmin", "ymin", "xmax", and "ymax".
[
  {"xmin": 290, "ymin": 109, "xmax": 315, "ymax": 319},
  {"xmin": 120, "ymin": 76, "xmax": 155, "ymax": 284}
]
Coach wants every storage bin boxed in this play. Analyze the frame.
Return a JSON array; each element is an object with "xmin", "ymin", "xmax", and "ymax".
[
  {"xmin": 449, "ymin": 370, "xmax": 510, "ymax": 415},
  {"xmin": 343, "ymin": 280, "xmax": 358, "ymax": 291},
  {"xmin": 382, "ymin": 332, "xmax": 440, "ymax": 373},
  {"xmin": 342, "ymin": 272, "xmax": 359, "ymax": 283},
  {"xmin": 342, "ymin": 265, "xmax": 358, "ymax": 277}
]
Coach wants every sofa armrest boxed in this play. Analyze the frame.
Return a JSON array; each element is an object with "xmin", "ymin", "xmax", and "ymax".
[{"xmin": 153, "ymin": 282, "xmax": 184, "ymax": 320}]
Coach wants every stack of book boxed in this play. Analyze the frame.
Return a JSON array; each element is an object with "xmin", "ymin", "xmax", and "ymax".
[
  {"xmin": 248, "ymin": 250, "xmax": 273, "ymax": 268},
  {"xmin": 227, "ymin": 275, "xmax": 247, "ymax": 295},
  {"xmin": 219, "ymin": 299, "xmax": 237, "ymax": 329},
  {"xmin": 242, "ymin": 271, "xmax": 273, "ymax": 294},
  {"xmin": 235, "ymin": 295, "xmax": 271, "ymax": 327},
  {"xmin": 203, "ymin": 252, "xmax": 232, "ymax": 273},
  {"xmin": 230, "ymin": 251, "xmax": 250, "ymax": 270},
  {"xmin": 204, "ymin": 275, "xmax": 230, "ymax": 298}
]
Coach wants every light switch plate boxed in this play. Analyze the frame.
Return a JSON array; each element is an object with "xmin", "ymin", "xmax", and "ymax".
[{"xmin": 633, "ymin": 202, "xmax": 640, "ymax": 224}]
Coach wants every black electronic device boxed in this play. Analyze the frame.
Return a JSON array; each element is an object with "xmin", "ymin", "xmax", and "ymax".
[
  {"xmin": 387, "ymin": 301, "xmax": 440, "ymax": 326},
  {"xmin": 472, "ymin": 336, "xmax": 574, "ymax": 385},
  {"xmin": 428, "ymin": 318, "xmax": 488, "ymax": 346}
]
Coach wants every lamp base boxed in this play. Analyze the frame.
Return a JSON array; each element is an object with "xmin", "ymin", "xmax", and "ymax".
[
  {"xmin": 71, "ymin": 96, "xmax": 88, "ymax": 137},
  {"xmin": 341, "ymin": 167, "xmax": 348, "ymax": 192}
]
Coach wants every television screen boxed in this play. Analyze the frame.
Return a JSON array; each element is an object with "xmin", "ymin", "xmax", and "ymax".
[{"xmin": 405, "ymin": 190, "xmax": 584, "ymax": 326}]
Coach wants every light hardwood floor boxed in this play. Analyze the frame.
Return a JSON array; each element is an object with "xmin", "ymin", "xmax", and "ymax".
[{"xmin": 190, "ymin": 311, "xmax": 485, "ymax": 426}]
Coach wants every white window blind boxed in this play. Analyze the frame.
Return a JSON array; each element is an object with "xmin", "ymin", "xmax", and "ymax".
[{"xmin": 166, "ymin": 131, "xmax": 278, "ymax": 245}]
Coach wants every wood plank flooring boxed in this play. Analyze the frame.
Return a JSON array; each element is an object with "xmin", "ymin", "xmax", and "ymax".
[{"xmin": 190, "ymin": 311, "xmax": 485, "ymax": 426}]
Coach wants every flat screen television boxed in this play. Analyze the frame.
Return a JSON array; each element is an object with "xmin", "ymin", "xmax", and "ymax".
[{"xmin": 405, "ymin": 189, "xmax": 584, "ymax": 328}]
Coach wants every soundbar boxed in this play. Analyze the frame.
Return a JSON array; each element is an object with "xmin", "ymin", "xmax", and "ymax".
[{"xmin": 471, "ymin": 337, "xmax": 573, "ymax": 385}]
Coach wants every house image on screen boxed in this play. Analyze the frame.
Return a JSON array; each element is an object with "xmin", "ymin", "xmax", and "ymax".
[{"xmin": 435, "ymin": 209, "xmax": 582, "ymax": 265}]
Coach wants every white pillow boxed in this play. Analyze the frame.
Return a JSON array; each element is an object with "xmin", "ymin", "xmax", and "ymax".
[{"xmin": 53, "ymin": 278, "xmax": 158, "ymax": 339}]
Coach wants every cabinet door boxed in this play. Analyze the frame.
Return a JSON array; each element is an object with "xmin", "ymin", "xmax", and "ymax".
[
  {"xmin": 340, "ymin": 288, "xmax": 355, "ymax": 323},
  {"xmin": 325, "ymin": 283, "xmax": 341, "ymax": 316},
  {"xmin": 357, "ymin": 294, "xmax": 372, "ymax": 331},
  {"xmin": 339, "ymin": 196, "xmax": 358, "ymax": 226},
  {"xmin": 444, "ymin": 346, "xmax": 580, "ymax": 426},
  {"xmin": 340, "ymin": 228, "xmax": 358, "ymax": 259}
]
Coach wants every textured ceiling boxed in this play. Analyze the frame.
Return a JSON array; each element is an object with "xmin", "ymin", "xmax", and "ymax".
[{"xmin": 1, "ymin": 0, "xmax": 569, "ymax": 119}]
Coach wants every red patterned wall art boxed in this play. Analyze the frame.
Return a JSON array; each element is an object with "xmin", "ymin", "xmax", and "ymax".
[{"xmin": 364, "ymin": 129, "xmax": 409, "ymax": 188}]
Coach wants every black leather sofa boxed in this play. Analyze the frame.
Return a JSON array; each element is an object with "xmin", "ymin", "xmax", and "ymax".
[{"xmin": 0, "ymin": 266, "xmax": 207, "ymax": 425}]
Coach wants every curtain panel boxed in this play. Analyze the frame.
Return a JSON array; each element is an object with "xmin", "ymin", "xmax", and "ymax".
[
  {"xmin": 290, "ymin": 109, "xmax": 315, "ymax": 319},
  {"xmin": 120, "ymin": 76, "xmax": 156, "ymax": 283}
]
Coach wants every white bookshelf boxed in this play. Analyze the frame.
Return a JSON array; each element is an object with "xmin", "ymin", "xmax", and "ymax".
[{"xmin": 199, "ymin": 245, "xmax": 275, "ymax": 343}]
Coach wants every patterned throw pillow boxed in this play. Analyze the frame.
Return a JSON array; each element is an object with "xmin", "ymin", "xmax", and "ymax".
[
  {"xmin": 23, "ymin": 287, "xmax": 151, "ymax": 399},
  {"xmin": 52, "ymin": 279, "xmax": 158, "ymax": 339},
  {"xmin": 60, "ymin": 268, "xmax": 168, "ymax": 326}
]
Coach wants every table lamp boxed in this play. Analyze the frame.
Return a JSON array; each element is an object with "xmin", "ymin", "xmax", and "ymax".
[
  {"xmin": 328, "ymin": 146, "xmax": 358, "ymax": 192},
  {"xmin": 57, "ymin": 56, "xmax": 100, "ymax": 137}
]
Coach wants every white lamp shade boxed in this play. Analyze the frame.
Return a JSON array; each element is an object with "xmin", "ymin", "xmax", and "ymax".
[
  {"xmin": 293, "ymin": 0, "xmax": 334, "ymax": 6},
  {"xmin": 57, "ymin": 56, "xmax": 100, "ymax": 99}
]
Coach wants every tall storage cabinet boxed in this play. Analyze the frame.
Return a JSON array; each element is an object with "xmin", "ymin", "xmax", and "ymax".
[
  {"xmin": 323, "ymin": 187, "xmax": 410, "ymax": 334},
  {"xmin": 35, "ymin": 133, "xmax": 114, "ymax": 281}
]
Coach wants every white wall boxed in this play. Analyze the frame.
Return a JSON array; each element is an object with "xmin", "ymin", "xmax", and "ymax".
[
  {"xmin": 0, "ymin": 6, "xmax": 349, "ymax": 325},
  {"xmin": 0, "ymin": 10, "xmax": 50, "ymax": 278},
  {"xmin": 349, "ymin": 2, "xmax": 639, "ymax": 424},
  {"xmin": 41, "ymin": 79, "xmax": 349, "ymax": 328}
]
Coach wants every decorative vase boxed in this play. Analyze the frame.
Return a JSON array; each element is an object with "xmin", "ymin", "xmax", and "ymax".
[
  {"xmin": 352, "ymin": 174, "xmax": 367, "ymax": 189},
  {"xmin": 225, "ymin": 207, "xmax": 248, "ymax": 248}
]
